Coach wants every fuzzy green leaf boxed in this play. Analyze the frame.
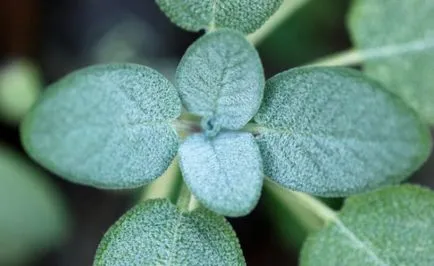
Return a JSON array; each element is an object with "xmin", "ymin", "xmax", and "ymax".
[
  {"xmin": 176, "ymin": 30, "xmax": 264, "ymax": 132},
  {"xmin": 156, "ymin": 0, "xmax": 283, "ymax": 34},
  {"xmin": 348, "ymin": 0, "xmax": 434, "ymax": 123},
  {"xmin": 301, "ymin": 185, "xmax": 434, "ymax": 265},
  {"xmin": 0, "ymin": 144, "xmax": 69, "ymax": 265},
  {"xmin": 94, "ymin": 199, "xmax": 245, "ymax": 265},
  {"xmin": 21, "ymin": 64, "xmax": 181, "ymax": 189},
  {"xmin": 254, "ymin": 67, "xmax": 431, "ymax": 197},
  {"xmin": 179, "ymin": 132, "xmax": 263, "ymax": 217}
]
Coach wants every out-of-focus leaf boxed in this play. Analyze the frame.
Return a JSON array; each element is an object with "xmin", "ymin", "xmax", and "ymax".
[
  {"xmin": 0, "ymin": 60, "xmax": 41, "ymax": 124},
  {"xmin": 0, "ymin": 144, "xmax": 69, "ymax": 265},
  {"xmin": 349, "ymin": 0, "xmax": 434, "ymax": 123}
]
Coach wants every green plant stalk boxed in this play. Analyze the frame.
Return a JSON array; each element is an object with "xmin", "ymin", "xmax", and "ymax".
[
  {"xmin": 264, "ymin": 179, "xmax": 337, "ymax": 232},
  {"xmin": 307, "ymin": 49, "xmax": 363, "ymax": 67},
  {"xmin": 247, "ymin": 0, "xmax": 312, "ymax": 45},
  {"xmin": 141, "ymin": 159, "xmax": 183, "ymax": 203}
]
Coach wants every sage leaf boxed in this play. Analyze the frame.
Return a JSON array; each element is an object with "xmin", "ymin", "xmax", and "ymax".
[
  {"xmin": 254, "ymin": 67, "xmax": 431, "ymax": 197},
  {"xmin": 348, "ymin": 0, "xmax": 434, "ymax": 123},
  {"xmin": 176, "ymin": 30, "xmax": 264, "ymax": 132},
  {"xmin": 0, "ymin": 144, "xmax": 69, "ymax": 265},
  {"xmin": 301, "ymin": 185, "xmax": 434, "ymax": 266},
  {"xmin": 94, "ymin": 199, "xmax": 246, "ymax": 265},
  {"xmin": 179, "ymin": 132, "xmax": 263, "ymax": 217},
  {"xmin": 156, "ymin": 0, "xmax": 283, "ymax": 34},
  {"xmin": 21, "ymin": 64, "xmax": 181, "ymax": 189}
]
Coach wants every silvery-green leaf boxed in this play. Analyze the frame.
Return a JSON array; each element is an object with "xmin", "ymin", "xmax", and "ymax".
[
  {"xmin": 156, "ymin": 0, "xmax": 283, "ymax": 34},
  {"xmin": 301, "ymin": 185, "xmax": 434, "ymax": 266},
  {"xmin": 179, "ymin": 132, "xmax": 263, "ymax": 217},
  {"xmin": 94, "ymin": 199, "xmax": 245, "ymax": 266},
  {"xmin": 0, "ymin": 144, "xmax": 69, "ymax": 265},
  {"xmin": 176, "ymin": 30, "xmax": 264, "ymax": 133},
  {"xmin": 21, "ymin": 64, "xmax": 181, "ymax": 189},
  {"xmin": 254, "ymin": 67, "xmax": 431, "ymax": 197},
  {"xmin": 348, "ymin": 0, "xmax": 434, "ymax": 123}
]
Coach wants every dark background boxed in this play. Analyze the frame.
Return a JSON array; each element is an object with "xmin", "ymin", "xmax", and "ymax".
[{"xmin": 1, "ymin": 0, "xmax": 433, "ymax": 265}]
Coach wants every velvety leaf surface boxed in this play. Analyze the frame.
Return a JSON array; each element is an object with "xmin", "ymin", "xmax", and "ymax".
[
  {"xmin": 349, "ymin": 0, "xmax": 434, "ymax": 123},
  {"xmin": 254, "ymin": 67, "xmax": 431, "ymax": 197},
  {"xmin": 301, "ymin": 185, "xmax": 434, "ymax": 266},
  {"xmin": 156, "ymin": 0, "xmax": 283, "ymax": 34},
  {"xmin": 179, "ymin": 132, "xmax": 263, "ymax": 217},
  {"xmin": 21, "ymin": 64, "xmax": 181, "ymax": 189},
  {"xmin": 0, "ymin": 144, "xmax": 68, "ymax": 265},
  {"xmin": 176, "ymin": 30, "xmax": 264, "ymax": 133},
  {"xmin": 94, "ymin": 199, "xmax": 246, "ymax": 266}
]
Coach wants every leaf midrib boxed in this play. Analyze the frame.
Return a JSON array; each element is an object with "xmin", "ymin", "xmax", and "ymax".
[{"xmin": 334, "ymin": 219, "xmax": 392, "ymax": 266}]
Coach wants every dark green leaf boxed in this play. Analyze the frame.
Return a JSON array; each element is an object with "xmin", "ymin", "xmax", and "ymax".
[
  {"xmin": 301, "ymin": 185, "xmax": 434, "ymax": 265},
  {"xmin": 156, "ymin": 0, "xmax": 283, "ymax": 34},
  {"xmin": 22, "ymin": 64, "xmax": 181, "ymax": 189},
  {"xmin": 176, "ymin": 30, "xmax": 264, "ymax": 132},
  {"xmin": 348, "ymin": 0, "xmax": 434, "ymax": 123},
  {"xmin": 255, "ymin": 67, "xmax": 431, "ymax": 196},
  {"xmin": 179, "ymin": 132, "xmax": 263, "ymax": 217},
  {"xmin": 94, "ymin": 199, "xmax": 245, "ymax": 265}
]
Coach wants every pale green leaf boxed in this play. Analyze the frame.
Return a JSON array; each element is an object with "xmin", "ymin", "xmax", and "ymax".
[
  {"xmin": 179, "ymin": 132, "xmax": 263, "ymax": 217},
  {"xmin": 301, "ymin": 185, "xmax": 434, "ymax": 266},
  {"xmin": 0, "ymin": 60, "xmax": 41, "ymax": 124},
  {"xmin": 348, "ymin": 0, "xmax": 434, "ymax": 123},
  {"xmin": 21, "ymin": 64, "xmax": 181, "ymax": 189},
  {"xmin": 254, "ymin": 67, "xmax": 431, "ymax": 197},
  {"xmin": 176, "ymin": 30, "xmax": 264, "ymax": 133},
  {"xmin": 94, "ymin": 199, "xmax": 245, "ymax": 265},
  {"xmin": 0, "ymin": 144, "xmax": 69, "ymax": 265},
  {"xmin": 156, "ymin": 0, "xmax": 283, "ymax": 34}
]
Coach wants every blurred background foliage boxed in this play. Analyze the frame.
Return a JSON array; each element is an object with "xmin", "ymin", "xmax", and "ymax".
[{"xmin": 0, "ymin": 0, "xmax": 433, "ymax": 265}]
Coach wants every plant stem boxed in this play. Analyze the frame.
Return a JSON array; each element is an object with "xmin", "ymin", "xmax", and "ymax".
[
  {"xmin": 264, "ymin": 179, "xmax": 337, "ymax": 231},
  {"xmin": 306, "ymin": 48, "xmax": 363, "ymax": 67},
  {"xmin": 248, "ymin": 0, "xmax": 311, "ymax": 45},
  {"xmin": 141, "ymin": 160, "xmax": 183, "ymax": 203},
  {"xmin": 176, "ymin": 182, "xmax": 200, "ymax": 212}
]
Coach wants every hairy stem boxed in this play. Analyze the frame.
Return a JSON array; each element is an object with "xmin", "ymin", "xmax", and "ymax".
[
  {"xmin": 264, "ymin": 179, "xmax": 337, "ymax": 232},
  {"xmin": 248, "ymin": 0, "xmax": 312, "ymax": 45}
]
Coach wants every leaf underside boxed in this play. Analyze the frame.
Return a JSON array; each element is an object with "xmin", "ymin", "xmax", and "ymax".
[
  {"xmin": 254, "ymin": 67, "xmax": 431, "ymax": 197},
  {"xmin": 301, "ymin": 185, "xmax": 434, "ymax": 266},
  {"xmin": 94, "ymin": 199, "xmax": 246, "ymax": 266},
  {"xmin": 21, "ymin": 64, "xmax": 181, "ymax": 189}
]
